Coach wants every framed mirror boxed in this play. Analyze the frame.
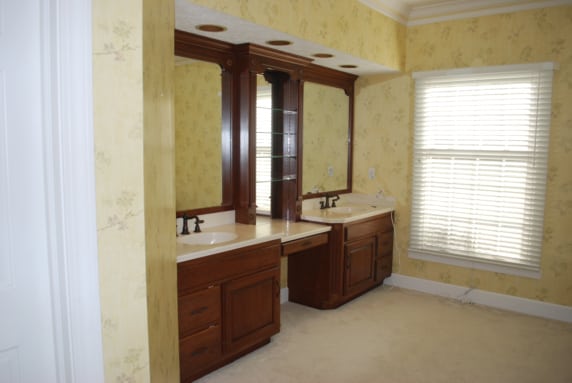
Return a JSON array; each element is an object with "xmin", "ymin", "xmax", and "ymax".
[
  {"xmin": 302, "ymin": 82, "xmax": 350, "ymax": 195},
  {"xmin": 174, "ymin": 30, "xmax": 234, "ymax": 217},
  {"xmin": 300, "ymin": 65, "xmax": 356, "ymax": 199}
]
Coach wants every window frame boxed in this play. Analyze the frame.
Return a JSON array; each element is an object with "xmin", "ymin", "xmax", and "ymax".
[{"xmin": 409, "ymin": 62, "xmax": 556, "ymax": 278}]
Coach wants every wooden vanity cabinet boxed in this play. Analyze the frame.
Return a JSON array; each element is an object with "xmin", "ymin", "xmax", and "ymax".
[
  {"xmin": 290, "ymin": 212, "xmax": 394, "ymax": 309},
  {"xmin": 177, "ymin": 240, "xmax": 281, "ymax": 382}
]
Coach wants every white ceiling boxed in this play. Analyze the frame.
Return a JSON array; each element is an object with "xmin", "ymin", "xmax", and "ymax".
[
  {"xmin": 175, "ymin": 0, "xmax": 572, "ymax": 76},
  {"xmin": 175, "ymin": 0, "xmax": 397, "ymax": 76}
]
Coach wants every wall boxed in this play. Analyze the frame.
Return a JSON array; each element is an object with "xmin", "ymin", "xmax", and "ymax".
[
  {"xmin": 93, "ymin": 0, "xmax": 179, "ymax": 381},
  {"xmin": 354, "ymin": 5, "xmax": 572, "ymax": 306},
  {"xmin": 175, "ymin": 61, "xmax": 222, "ymax": 211},
  {"xmin": 186, "ymin": 0, "xmax": 406, "ymax": 71}
]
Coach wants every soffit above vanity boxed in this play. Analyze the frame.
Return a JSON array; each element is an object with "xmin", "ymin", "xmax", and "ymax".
[
  {"xmin": 360, "ymin": 0, "xmax": 572, "ymax": 26},
  {"xmin": 175, "ymin": 0, "xmax": 398, "ymax": 76}
]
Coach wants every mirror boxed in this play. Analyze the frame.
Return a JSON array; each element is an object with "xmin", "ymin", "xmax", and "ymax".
[
  {"xmin": 302, "ymin": 82, "xmax": 350, "ymax": 195},
  {"xmin": 174, "ymin": 56, "xmax": 228, "ymax": 212}
]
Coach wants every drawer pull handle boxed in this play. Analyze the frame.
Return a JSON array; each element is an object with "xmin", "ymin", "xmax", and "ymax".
[
  {"xmin": 301, "ymin": 240, "xmax": 312, "ymax": 247},
  {"xmin": 191, "ymin": 346, "xmax": 208, "ymax": 357},
  {"xmin": 191, "ymin": 306, "xmax": 208, "ymax": 315}
]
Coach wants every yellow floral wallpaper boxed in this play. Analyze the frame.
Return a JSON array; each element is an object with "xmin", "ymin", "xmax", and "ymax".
[
  {"xmin": 91, "ymin": 2, "xmax": 572, "ymax": 381},
  {"xmin": 143, "ymin": 1, "xmax": 179, "ymax": 382},
  {"xmin": 175, "ymin": 61, "xmax": 223, "ymax": 211},
  {"xmin": 302, "ymin": 82, "xmax": 349, "ymax": 194},
  {"xmin": 354, "ymin": 5, "xmax": 572, "ymax": 306},
  {"xmin": 93, "ymin": 0, "xmax": 178, "ymax": 382},
  {"xmin": 185, "ymin": 0, "xmax": 406, "ymax": 71}
]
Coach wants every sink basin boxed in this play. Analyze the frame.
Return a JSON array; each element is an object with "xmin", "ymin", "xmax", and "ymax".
[
  {"xmin": 328, "ymin": 206, "xmax": 370, "ymax": 214},
  {"xmin": 178, "ymin": 232, "xmax": 238, "ymax": 245}
]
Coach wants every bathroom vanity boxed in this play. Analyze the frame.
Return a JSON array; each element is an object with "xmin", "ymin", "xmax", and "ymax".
[
  {"xmin": 290, "ymin": 204, "xmax": 394, "ymax": 309},
  {"xmin": 176, "ymin": 219, "xmax": 331, "ymax": 382},
  {"xmin": 177, "ymin": 240, "xmax": 281, "ymax": 382}
]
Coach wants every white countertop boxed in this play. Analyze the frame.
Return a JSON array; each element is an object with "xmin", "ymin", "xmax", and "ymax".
[
  {"xmin": 301, "ymin": 203, "xmax": 394, "ymax": 224},
  {"xmin": 176, "ymin": 217, "xmax": 331, "ymax": 263}
]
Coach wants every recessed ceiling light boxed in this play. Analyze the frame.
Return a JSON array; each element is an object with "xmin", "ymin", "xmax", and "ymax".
[
  {"xmin": 340, "ymin": 64, "xmax": 358, "ymax": 69},
  {"xmin": 312, "ymin": 53, "xmax": 334, "ymax": 58},
  {"xmin": 196, "ymin": 24, "xmax": 226, "ymax": 32},
  {"xmin": 266, "ymin": 40, "xmax": 293, "ymax": 46}
]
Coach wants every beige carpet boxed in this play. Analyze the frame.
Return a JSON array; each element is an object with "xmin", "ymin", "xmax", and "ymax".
[{"xmin": 197, "ymin": 286, "xmax": 572, "ymax": 383}]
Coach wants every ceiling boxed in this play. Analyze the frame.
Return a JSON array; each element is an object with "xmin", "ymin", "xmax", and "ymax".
[
  {"xmin": 175, "ymin": 0, "xmax": 572, "ymax": 76},
  {"xmin": 175, "ymin": 0, "xmax": 397, "ymax": 76}
]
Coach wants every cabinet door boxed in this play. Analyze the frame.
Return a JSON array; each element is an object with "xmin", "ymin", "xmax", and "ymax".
[
  {"xmin": 344, "ymin": 236, "xmax": 377, "ymax": 296},
  {"xmin": 222, "ymin": 267, "xmax": 280, "ymax": 354}
]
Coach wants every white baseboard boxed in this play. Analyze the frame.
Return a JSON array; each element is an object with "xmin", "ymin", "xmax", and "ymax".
[
  {"xmin": 280, "ymin": 288, "xmax": 289, "ymax": 304},
  {"xmin": 384, "ymin": 274, "xmax": 572, "ymax": 323}
]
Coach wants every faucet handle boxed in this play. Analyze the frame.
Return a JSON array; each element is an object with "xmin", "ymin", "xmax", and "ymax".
[
  {"xmin": 331, "ymin": 194, "xmax": 340, "ymax": 207},
  {"xmin": 193, "ymin": 216, "xmax": 204, "ymax": 233}
]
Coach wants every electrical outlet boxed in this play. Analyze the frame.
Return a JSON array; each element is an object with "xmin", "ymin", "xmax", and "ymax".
[
  {"xmin": 328, "ymin": 166, "xmax": 334, "ymax": 177},
  {"xmin": 368, "ymin": 167, "xmax": 375, "ymax": 180}
]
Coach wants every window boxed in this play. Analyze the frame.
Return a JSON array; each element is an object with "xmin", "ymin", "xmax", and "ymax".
[{"xmin": 409, "ymin": 63, "xmax": 555, "ymax": 276}]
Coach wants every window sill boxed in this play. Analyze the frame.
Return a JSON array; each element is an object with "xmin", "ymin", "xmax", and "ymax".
[{"xmin": 408, "ymin": 250, "xmax": 541, "ymax": 279}]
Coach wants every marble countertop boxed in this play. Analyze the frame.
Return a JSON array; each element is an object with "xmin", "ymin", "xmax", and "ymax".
[{"xmin": 176, "ymin": 217, "xmax": 331, "ymax": 263}]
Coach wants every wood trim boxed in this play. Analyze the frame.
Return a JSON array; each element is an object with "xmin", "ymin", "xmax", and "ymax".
[
  {"xmin": 175, "ymin": 29, "xmax": 234, "ymax": 69},
  {"xmin": 175, "ymin": 30, "xmax": 235, "ymax": 218},
  {"xmin": 302, "ymin": 64, "xmax": 357, "ymax": 93},
  {"xmin": 234, "ymin": 43, "xmax": 313, "ymax": 78}
]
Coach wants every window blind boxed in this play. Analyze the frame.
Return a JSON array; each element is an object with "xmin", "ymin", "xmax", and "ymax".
[{"xmin": 409, "ymin": 63, "xmax": 554, "ymax": 272}]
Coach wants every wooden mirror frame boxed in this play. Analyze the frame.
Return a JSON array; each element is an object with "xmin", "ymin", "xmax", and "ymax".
[
  {"xmin": 299, "ymin": 64, "xmax": 357, "ymax": 201},
  {"xmin": 174, "ymin": 30, "xmax": 357, "ymax": 223},
  {"xmin": 174, "ymin": 30, "xmax": 235, "ymax": 218}
]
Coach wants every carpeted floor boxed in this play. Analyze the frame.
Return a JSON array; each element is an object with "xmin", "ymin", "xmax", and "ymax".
[{"xmin": 196, "ymin": 286, "xmax": 572, "ymax": 383}]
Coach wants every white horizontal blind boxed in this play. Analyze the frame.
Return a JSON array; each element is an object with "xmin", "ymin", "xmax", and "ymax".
[
  {"xmin": 410, "ymin": 63, "xmax": 554, "ymax": 271},
  {"xmin": 256, "ymin": 86, "xmax": 272, "ymax": 215}
]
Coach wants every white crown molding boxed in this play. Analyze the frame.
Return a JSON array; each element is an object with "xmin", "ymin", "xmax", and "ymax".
[
  {"xmin": 359, "ymin": 0, "xmax": 411, "ymax": 24},
  {"xmin": 360, "ymin": 0, "xmax": 572, "ymax": 26}
]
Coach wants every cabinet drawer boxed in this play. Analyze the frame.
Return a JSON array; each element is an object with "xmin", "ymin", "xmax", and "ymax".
[
  {"xmin": 178, "ymin": 285, "xmax": 221, "ymax": 338},
  {"xmin": 179, "ymin": 324, "xmax": 221, "ymax": 382},
  {"xmin": 282, "ymin": 233, "xmax": 328, "ymax": 256},
  {"xmin": 178, "ymin": 241, "xmax": 281, "ymax": 294},
  {"xmin": 345, "ymin": 214, "xmax": 393, "ymax": 241}
]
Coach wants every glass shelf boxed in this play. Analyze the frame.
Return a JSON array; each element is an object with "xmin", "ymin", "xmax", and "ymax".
[
  {"xmin": 256, "ymin": 175, "xmax": 297, "ymax": 183},
  {"xmin": 255, "ymin": 155, "xmax": 297, "ymax": 159},
  {"xmin": 256, "ymin": 106, "xmax": 297, "ymax": 115}
]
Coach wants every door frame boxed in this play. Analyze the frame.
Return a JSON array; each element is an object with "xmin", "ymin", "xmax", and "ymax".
[{"xmin": 41, "ymin": 0, "xmax": 104, "ymax": 381}]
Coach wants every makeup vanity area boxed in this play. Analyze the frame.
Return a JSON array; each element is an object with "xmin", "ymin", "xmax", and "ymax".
[{"xmin": 173, "ymin": 30, "xmax": 395, "ymax": 382}]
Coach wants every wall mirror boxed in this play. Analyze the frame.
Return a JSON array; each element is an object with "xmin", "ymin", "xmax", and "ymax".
[
  {"xmin": 302, "ymin": 82, "xmax": 351, "ymax": 196},
  {"xmin": 174, "ymin": 31, "xmax": 233, "ymax": 216},
  {"xmin": 175, "ymin": 57, "xmax": 223, "ymax": 211}
]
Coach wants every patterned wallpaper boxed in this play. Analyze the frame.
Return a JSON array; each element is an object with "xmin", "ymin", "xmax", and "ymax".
[
  {"xmin": 302, "ymin": 82, "xmax": 349, "ymax": 194},
  {"xmin": 354, "ymin": 5, "xmax": 572, "ymax": 306},
  {"xmin": 93, "ymin": 0, "xmax": 178, "ymax": 382},
  {"xmin": 175, "ymin": 61, "xmax": 223, "ymax": 211},
  {"xmin": 187, "ymin": 0, "xmax": 406, "ymax": 71},
  {"xmin": 92, "ymin": 3, "xmax": 572, "ymax": 381}
]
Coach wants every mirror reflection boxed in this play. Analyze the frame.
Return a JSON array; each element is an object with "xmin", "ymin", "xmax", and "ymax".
[
  {"xmin": 302, "ymin": 82, "xmax": 349, "ymax": 195},
  {"xmin": 174, "ymin": 57, "xmax": 223, "ymax": 211}
]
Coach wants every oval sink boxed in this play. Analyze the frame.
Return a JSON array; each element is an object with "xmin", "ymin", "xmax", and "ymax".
[
  {"xmin": 328, "ymin": 206, "xmax": 369, "ymax": 214},
  {"xmin": 178, "ymin": 232, "xmax": 238, "ymax": 245}
]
